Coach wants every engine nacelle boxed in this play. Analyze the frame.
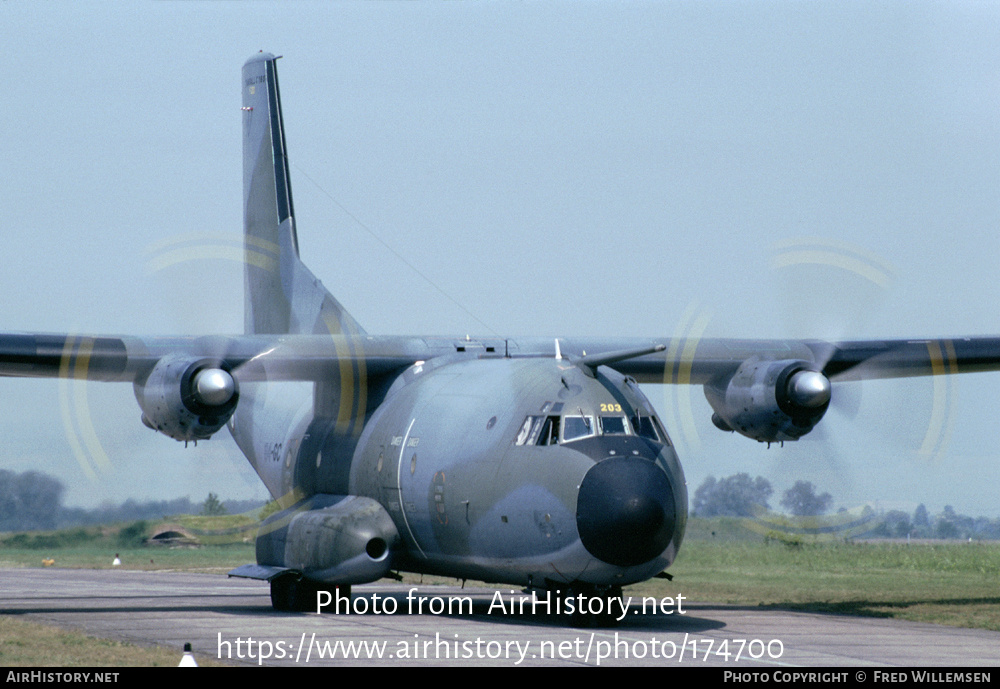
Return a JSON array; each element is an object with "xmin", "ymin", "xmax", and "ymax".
[
  {"xmin": 256, "ymin": 495, "xmax": 399, "ymax": 584},
  {"xmin": 134, "ymin": 356, "xmax": 239, "ymax": 442},
  {"xmin": 704, "ymin": 358, "xmax": 831, "ymax": 443}
]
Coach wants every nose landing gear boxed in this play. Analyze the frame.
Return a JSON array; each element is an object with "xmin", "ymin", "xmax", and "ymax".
[{"xmin": 546, "ymin": 583, "xmax": 627, "ymax": 628}]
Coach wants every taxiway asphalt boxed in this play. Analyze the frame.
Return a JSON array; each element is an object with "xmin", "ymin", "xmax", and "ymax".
[{"xmin": 2, "ymin": 568, "xmax": 997, "ymax": 667}]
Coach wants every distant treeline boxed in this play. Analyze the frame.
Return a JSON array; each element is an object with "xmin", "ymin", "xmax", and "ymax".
[
  {"xmin": 865, "ymin": 505, "xmax": 1000, "ymax": 541},
  {"xmin": 58, "ymin": 497, "xmax": 267, "ymax": 528},
  {"xmin": 0, "ymin": 469, "xmax": 264, "ymax": 532},
  {"xmin": 693, "ymin": 473, "xmax": 1000, "ymax": 541}
]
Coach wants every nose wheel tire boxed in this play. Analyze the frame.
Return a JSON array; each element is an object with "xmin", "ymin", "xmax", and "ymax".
[{"xmin": 550, "ymin": 583, "xmax": 624, "ymax": 628}]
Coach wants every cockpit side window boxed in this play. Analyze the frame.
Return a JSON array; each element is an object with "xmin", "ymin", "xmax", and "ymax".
[
  {"xmin": 515, "ymin": 415, "xmax": 548, "ymax": 446},
  {"xmin": 632, "ymin": 415, "xmax": 659, "ymax": 441},
  {"xmin": 515, "ymin": 417, "xmax": 533, "ymax": 445},
  {"xmin": 632, "ymin": 415, "xmax": 670, "ymax": 445},
  {"xmin": 539, "ymin": 416, "xmax": 561, "ymax": 445}
]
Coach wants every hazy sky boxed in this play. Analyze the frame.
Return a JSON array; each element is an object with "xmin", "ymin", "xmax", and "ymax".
[{"xmin": 2, "ymin": 2, "xmax": 999, "ymax": 517}]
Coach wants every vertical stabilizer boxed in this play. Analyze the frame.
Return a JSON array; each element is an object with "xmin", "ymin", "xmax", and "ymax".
[{"xmin": 241, "ymin": 52, "xmax": 364, "ymax": 338}]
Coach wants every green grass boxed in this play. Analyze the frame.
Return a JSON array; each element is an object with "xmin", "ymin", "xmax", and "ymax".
[
  {"xmin": 627, "ymin": 519, "xmax": 1000, "ymax": 630},
  {"xmin": 0, "ymin": 543, "xmax": 255, "ymax": 572},
  {"xmin": 0, "ymin": 616, "xmax": 223, "ymax": 667},
  {"xmin": 0, "ymin": 515, "xmax": 257, "ymax": 569}
]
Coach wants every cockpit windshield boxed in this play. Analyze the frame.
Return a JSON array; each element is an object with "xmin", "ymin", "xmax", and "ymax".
[
  {"xmin": 514, "ymin": 407, "xmax": 668, "ymax": 446},
  {"xmin": 513, "ymin": 401, "xmax": 669, "ymax": 447},
  {"xmin": 561, "ymin": 415, "xmax": 595, "ymax": 442},
  {"xmin": 599, "ymin": 415, "xmax": 629, "ymax": 435}
]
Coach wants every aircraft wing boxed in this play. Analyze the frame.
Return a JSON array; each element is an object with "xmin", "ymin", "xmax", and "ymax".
[
  {"xmin": 531, "ymin": 335, "xmax": 1000, "ymax": 384},
  {"xmin": 0, "ymin": 332, "xmax": 432, "ymax": 382},
  {"xmin": 536, "ymin": 334, "xmax": 1000, "ymax": 443},
  {"xmin": 3, "ymin": 330, "xmax": 999, "ymax": 445},
  {"xmin": 4, "ymin": 331, "xmax": 1000, "ymax": 384}
]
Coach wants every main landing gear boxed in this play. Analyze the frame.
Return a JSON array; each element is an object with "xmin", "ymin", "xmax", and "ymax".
[{"xmin": 270, "ymin": 573, "xmax": 351, "ymax": 612}]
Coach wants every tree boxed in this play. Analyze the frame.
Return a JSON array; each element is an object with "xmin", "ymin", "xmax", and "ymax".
[
  {"xmin": 780, "ymin": 481, "xmax": 832, "ymax": 516},
  {"xmin": 871, "ymin": 509, "xmax": 912, "ymax": 538},
  {"xmin": 885, "ymin": 510, "xmax": 913, "ymax": 538},
  {"xmin": 201, "ymin": 493, "xmax": 227, "ymax": 516},
  {"xmin": 692, "ymin": 477, "xmax": 718, "ymax": 516},
  {"xmin": 0, "ymin": 469, "xmax": 65, "ymax": 531},
  {"xmin": 935, "ymin": 505, "xmax": 972, "ymax": 540},
  {"xmin": 692, "ymin": 473, "xmax": 773, "ymax": 517},
  {"xmin": 935, "ymin": 517, "xmax": 959, "ymax": 539}
]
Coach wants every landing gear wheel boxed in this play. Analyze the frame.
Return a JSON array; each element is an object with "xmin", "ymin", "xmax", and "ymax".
[
  {"xmin": 594, "ymin": 585, "xmax": 624, "ymax": 628},
  {"xmin": 561, "ymin": 584, "xmax": 624, "ymax": 628},
  {"xmin": 270, "ymin": 575, "xmax": 313, "ymax": 612},
  {"xmin": 270, "ymin": 575, "xmax": 295, "ymax": 611},
  {"xmin": 314, "ymin": 584, "xmax": 352, "ymax": 613},
  {"xmin": 270, "ymin": 575, "xmax": 305, "ymax": 611},
  {"xmin": 271, "ymin": 576, "xmax": 352, "ymax": 613}
]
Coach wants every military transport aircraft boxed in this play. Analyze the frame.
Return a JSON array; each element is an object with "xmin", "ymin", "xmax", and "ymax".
[{"xmin": 3, "ymin": 52, "xmax": 1000, "ymax": 616}]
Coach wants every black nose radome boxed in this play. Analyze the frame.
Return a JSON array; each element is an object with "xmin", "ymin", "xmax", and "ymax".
[{"xmin": 576, "ymin": 456, "xmax": 675, "ymax": 567}]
